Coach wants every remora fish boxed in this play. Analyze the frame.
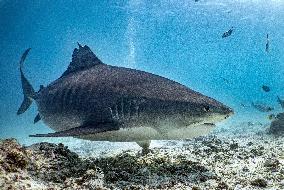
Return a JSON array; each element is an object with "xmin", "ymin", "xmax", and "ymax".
[
  {"xmin": 17, "ymin": 44, "xmax": 233, "ymax": 153},
  {"xmin": 265, "ymin": 34, "xmax": 269, "ymax": 53},
  {"xmin": 222, "ymin": 27, "xmax": 234, "ymax": 38},
  {"xmin": 251, "ymin": 101, "xmax": 274, "ymax": 112},
  {"xmin": 262, "ymin": 85, "xmax": 270, "ymax": 92}
]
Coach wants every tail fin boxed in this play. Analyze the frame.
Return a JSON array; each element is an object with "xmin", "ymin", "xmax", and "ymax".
[{"xmin": 17, "ymin": 48, "xmax": 35, "ymax": 115}]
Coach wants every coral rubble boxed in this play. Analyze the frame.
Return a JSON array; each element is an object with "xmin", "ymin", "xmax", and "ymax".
[{"xmin": 0, "ymin": 133, "xmax": 284, "ymax": 189}]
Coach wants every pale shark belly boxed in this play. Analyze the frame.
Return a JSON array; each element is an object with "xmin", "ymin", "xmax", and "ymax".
[{"xmin": 78, "ymin": 124, "xmax": 214, "ymax": 142}]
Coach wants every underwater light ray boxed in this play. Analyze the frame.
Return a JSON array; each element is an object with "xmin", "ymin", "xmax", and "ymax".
[
  {"xmin": 125, "ymin": 16, "xmax": 136, "ymax": 68},
  {"xmin": 124, "ymin": 0, "xmax": 146, "ymax": 69}
]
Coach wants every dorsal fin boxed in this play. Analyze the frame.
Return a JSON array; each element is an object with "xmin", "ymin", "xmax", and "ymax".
[{"xmin": 61, "ymin": 43, "xmax": 103, "ymax": 77}]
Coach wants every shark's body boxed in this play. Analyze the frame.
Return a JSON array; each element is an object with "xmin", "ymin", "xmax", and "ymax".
[{"xmin": 17, "ymin": 45, "xmax": 233, "ymax": 152}]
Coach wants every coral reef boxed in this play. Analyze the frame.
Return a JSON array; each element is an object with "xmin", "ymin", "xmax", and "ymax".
[{"xmin": 0, "ymin": 131, "xmax": 284, "ymax": 189}]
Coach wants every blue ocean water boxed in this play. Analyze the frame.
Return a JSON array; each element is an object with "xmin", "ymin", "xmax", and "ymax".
[{"xmin": 0, "ymin": 0, "xmax": 283, "ymax": 149}]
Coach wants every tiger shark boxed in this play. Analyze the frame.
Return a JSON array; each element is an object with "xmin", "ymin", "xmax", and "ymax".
[{"xmin": 17, "ymin": 44, "xmax": 233, "ymax": 153}]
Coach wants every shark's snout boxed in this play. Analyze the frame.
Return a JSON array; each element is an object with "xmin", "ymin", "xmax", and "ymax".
[
  {"xmin": 224, "ymin": 109, "xmax": 233, "ymax": 120},
  {"xmin": 228, "ymin": 107, "xmax": 234, "ymax": 116},
  {"xmin": 223, "ymin": 105, "xmax": 234, "ymax": 118},
  {"xmin": 199, "ymin": 99, "xmax": 234, "ymax": 124}
]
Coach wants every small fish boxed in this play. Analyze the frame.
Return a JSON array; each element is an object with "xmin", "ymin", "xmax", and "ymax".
[
  {"xmin": 221, "ymin": 77, "xmax": 231, "ymax": 84},
  {"xmin": 226, "ymin": 10, "xmax": 232, "ymax": 14},
  {"xmin": 247, "ymin": 121, "xmax": 254, "ymax": 126},
  {"xmin": 262, "ymin": 85, "xmax": 270, "ymax": 92},
  {"xmin": 251, "ymin": 102, "xmax": 274, "ymax": 112},
  {"xmin": 268, "ymin": 114, "xmax": 276, "ymax": 120},
  {"xmin": 240, "ymin": 103, "xmax": 246, "ymax": 108},
  {"xmin": 277, "ymin": 96, "xmax": 284, "ymax": 109},
  {"xmin": 265, "ymin": 34, "xmax": 269, "ymax": 53},
  {"xmin": 222, "ymin": 27, "xmax": 234, "ymax": 38}
]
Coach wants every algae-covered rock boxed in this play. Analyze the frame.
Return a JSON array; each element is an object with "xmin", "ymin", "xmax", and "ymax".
[
  {"xmin": 28, "ymin": 142, "xmax": 82, "ymax": 182},
  {"xmin": 0, "ymin": 139, "xmax": 33, "ymax": 189},
  {"xmin": 94, "ymin": 150, "xmax": 214, "ymax": 189},
  {"xmin": 0, "ymin": 139, "xmax": 105, "ymax": 190},
  {"xmin": 0, "ymin": 139, "xmax": 29, "ymax": 172},
  {"xmin": 270, "ymin": 112, "xmax": 284, "ymax": 134},
  {"xmin": 27, "ymin": 142, "xmax": 105, "ymax": 189},
  {"xmin": 251, "ymin": 178, "xmax": 268, "ymax": 188}
]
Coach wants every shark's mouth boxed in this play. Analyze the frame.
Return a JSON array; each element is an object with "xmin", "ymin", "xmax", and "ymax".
[
  {"xmin": 203, "ymin": 123, "xmax": 215, "ymax": 126},
  {"xmin": 202, "ymin": 112, "xmax": 232, "ymax": 125}
]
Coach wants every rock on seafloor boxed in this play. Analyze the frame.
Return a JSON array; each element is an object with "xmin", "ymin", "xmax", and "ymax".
[
  {"xmin": 0, "ymin": 132, "xmax": 284, "ymax": 190},
  {"xmin": 0, "ymin": 139, "xmax": 104, "ymax": 190},
  {"xmin": 269, "ymin": 112, "xmax": 284, "ymax": 134}
]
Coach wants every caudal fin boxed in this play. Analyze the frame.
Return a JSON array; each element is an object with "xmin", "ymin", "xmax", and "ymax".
[{"xmin": 17, "ymin": 48, "xmax": 35, "ymax": 115}]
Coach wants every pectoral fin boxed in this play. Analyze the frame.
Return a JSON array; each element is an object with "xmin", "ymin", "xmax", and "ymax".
[{"xmin": 29, "ymin": 121, "xmax": 120, "ymax": 137}]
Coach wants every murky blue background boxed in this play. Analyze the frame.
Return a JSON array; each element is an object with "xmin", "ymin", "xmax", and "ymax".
[{"xmin": 0, "ymin": 0, "xmax": 284, "ymax": 150}]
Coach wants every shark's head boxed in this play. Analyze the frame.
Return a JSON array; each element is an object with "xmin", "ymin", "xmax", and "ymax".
[
  {"xmin": 158, "ymin": 95, "xmax": 233, "ymax": 129},
  {"xmin": 150, "ymin": 95, "xmax": 233, "ymax": 139},
  {"xmin": 182, "ymin": 95, "xmax": 234, "ymax": 127}
]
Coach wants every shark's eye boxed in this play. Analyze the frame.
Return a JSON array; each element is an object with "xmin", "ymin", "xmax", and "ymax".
[{"xmin": 203, "ymin": 105, "xmax": 210, "ymax": 112}]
